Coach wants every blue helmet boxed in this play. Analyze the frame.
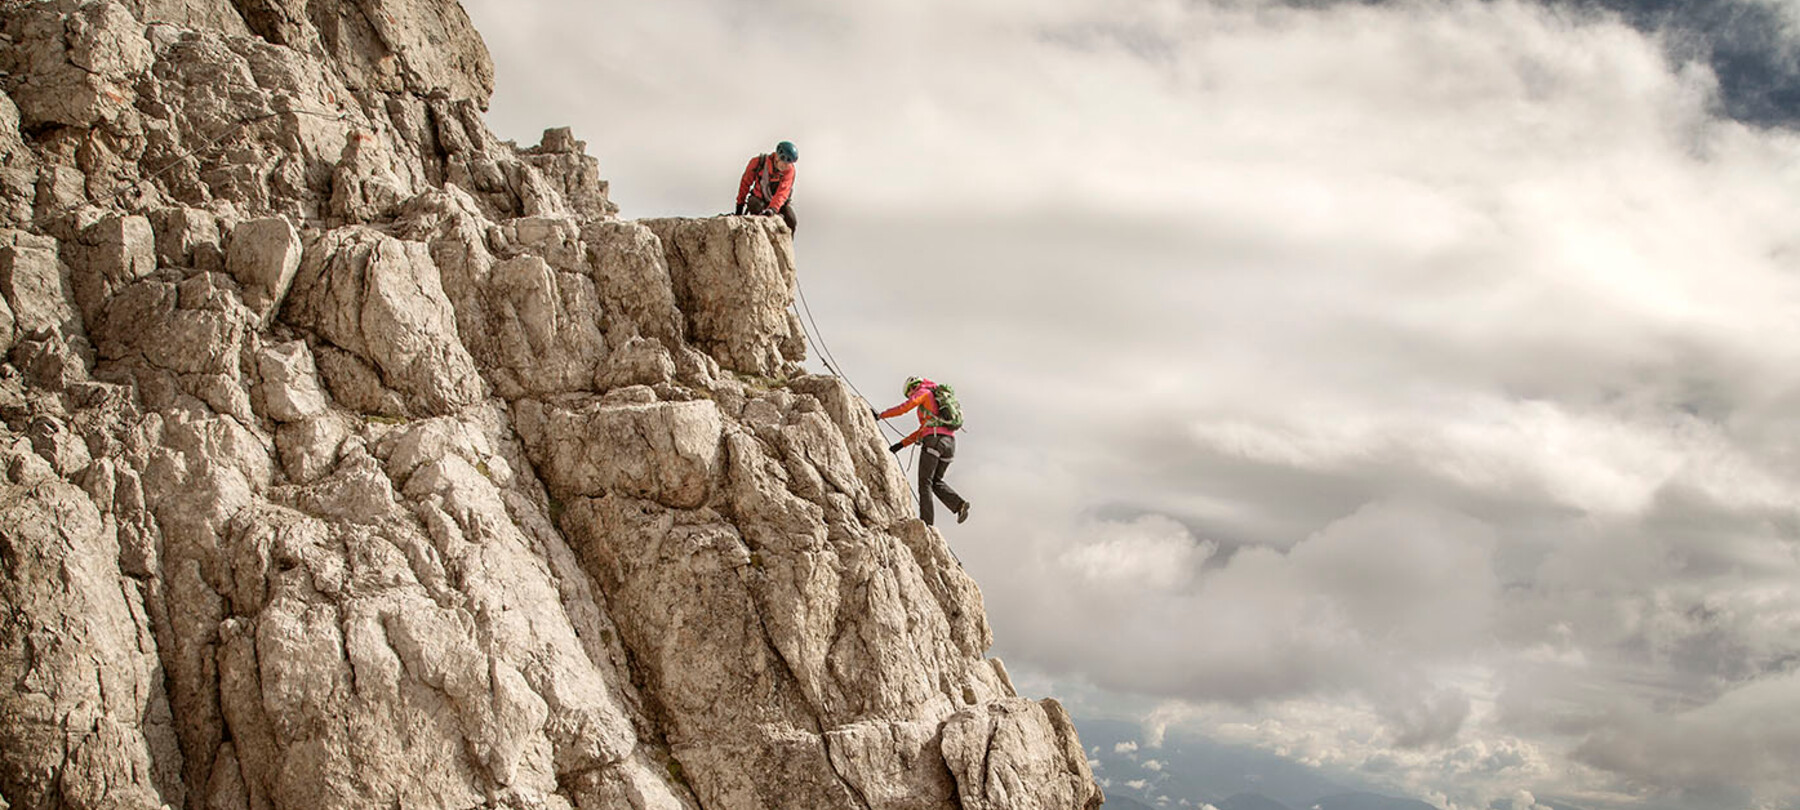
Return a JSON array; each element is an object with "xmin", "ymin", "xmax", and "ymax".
[{"xmin": 776, "ymin": 141, "xmax": 799, "ymax": 162}]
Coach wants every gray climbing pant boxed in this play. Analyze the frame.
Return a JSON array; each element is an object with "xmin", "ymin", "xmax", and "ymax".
[{"xmin": 917, "ymin": 434, "xmax": 966, "ymax": 526}]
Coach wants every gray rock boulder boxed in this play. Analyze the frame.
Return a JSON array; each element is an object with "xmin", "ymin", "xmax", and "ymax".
[
  {"xmin": 0, "ymin": 232, "xmax": 82, "ymax": 338},
  {"xmin": 226, "ymin": 216, "xmax": 303, "ymax": 326},
  {"xmin": 286, "ymin": 229, "xmax": 484, "ymax": 416},
  {"xmin": 67, "ymin": 214, "xmax": 157, "ymax": 325},
  {"xmin": 942, "ymin": 699, "xmax": 1103, "ymax": 810},
  {"xmin": 643, "ymin": 216, "xmax": 805, "ymax": 377},
  {"xmin": 149, "ymin": 207, "xmax": 225, "ymax": 273},
  {"xmin": 0, "ymin": 476, "xmax": 183, "ymax": 810},
  {"xmin": 515, "ymin": 398, "xmax": 723, "ymax": 508},
  {"xmin": 1, "ymin": 2, "xmax": 153, "ymax": 128},
  {"xmin": 255, "ymin": 340, "xmax": 328, "ymax": 422}
]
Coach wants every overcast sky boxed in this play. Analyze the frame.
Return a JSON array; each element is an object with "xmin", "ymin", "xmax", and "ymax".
[{"xmin": 460, "ymin": 2, "xmax": 1800, "ymax": 808}]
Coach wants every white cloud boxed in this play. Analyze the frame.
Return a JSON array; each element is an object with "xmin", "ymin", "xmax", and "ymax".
[
  {"xmin": 1508, "ymin": 790, "xmax": 1554, "ymax": 810},
  {"xmin": 974, "ymin": 498, "xmax": 1501, "ymax": 717},
  {"xmin": 1127, "ymin": 778, "xmax": 1149, "ymax": 791},
  {"xmin": 1142, "ymin": 759, "xmax": 1163, "ymax": 772},
  {"xmin": 1567, "ymin": 670, "xmax": 1800, "ymax": 794},
  {"xmin": 1114, "ymin": 740, "xmax": 1139, "ymax": 755},
  {"xmin": 1129, "ymin": 693, "xmax": 1605, "ymax": 809},
  {"xmin": 1056, "ymin": 517, "xmax": 1211, "ymax": 591}
]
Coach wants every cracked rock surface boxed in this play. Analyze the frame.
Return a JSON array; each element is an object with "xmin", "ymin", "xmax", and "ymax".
[{"xmin": 0, "ymin": 2, "xmax": 1101, "ymax": 809}]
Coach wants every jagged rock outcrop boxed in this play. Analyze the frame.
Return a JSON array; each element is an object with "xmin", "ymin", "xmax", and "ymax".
[{"xmin": 0, "ymin": 2, "xmax": 1101, "ymax": 810}]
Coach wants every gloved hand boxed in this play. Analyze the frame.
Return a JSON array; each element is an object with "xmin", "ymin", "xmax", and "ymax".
[
  {"xmin": 888, "ymin": 441, "xmax": 904, "ymax": 453},
  {"xmin": 734, "ymin": 203, "xmax": 745, "ymax": 216},
  {"xmin": 870, "ymin": 408, "xmax": 881, "ymax": 421}
]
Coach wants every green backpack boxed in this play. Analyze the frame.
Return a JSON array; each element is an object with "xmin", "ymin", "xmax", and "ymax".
[{"xmin": 926, "ymin": 383, "xmax": 964, "ymax": 430}]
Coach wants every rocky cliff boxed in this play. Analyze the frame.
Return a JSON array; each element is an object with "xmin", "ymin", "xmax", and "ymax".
[{"xmin": 0, "ymin": 2, "xmax": 1102, "ymax": 809}]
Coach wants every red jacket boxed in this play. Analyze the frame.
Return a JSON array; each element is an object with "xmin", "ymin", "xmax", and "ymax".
[
  {"xmin": 879, "ymin": 382, "xmax": 955, "ymax": 447},
  {"xmin": 737, "ymin": 153, "xmax": 796, "ymax": 210}
]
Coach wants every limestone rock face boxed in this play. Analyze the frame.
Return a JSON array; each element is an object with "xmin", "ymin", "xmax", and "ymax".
[
  {"xmin": 1, "ymin": 2, "xmax": 154, "ymax": 128},
  {"xmin": 643, "ymin": 216, "xmax": 805, "ymax": 378},
  {"xmin": 285, "ymin": 227, "xmax": 484, "ymax": 416},
  {"xmin": 226, "ymin": 216, "xmax": 302, "ymax": 326},
  {"xmin": 0, "ymin": 471, "xmax": 183, "ymax": 810},
  {"xmin": 0, "ymin": 2, "xmax": 1099, "ymax": 810},
  {"xmin": 942, "ymin": 699, "xmax": 1102, "ymax": 810}
]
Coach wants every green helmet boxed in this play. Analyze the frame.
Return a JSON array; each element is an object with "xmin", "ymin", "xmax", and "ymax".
[
  {"xmin": 776, "ymin": 141, "xmax": 798, "ymax": 162},
  {"xmin": 904, "ymin": 376, "xmax": 924, "ymax": 395}
]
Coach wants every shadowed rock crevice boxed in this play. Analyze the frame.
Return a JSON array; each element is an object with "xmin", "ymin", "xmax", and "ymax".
[{"xmin": 0, "ymin": 1, "xmax": 1099, "ymax": 809}]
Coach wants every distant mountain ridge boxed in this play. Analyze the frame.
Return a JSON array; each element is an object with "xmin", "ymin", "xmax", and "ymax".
[
  {"xmin": 1313, "ymin": 793, "xmax": 1442, "ymax": 810},
  {"xmin": 1214, "ymin": 791, "xmax": 1438, "ymax": 810},
  {"xmin": 1073, "ymin": 714, "xmax": 1601, "ymax": 810},
  {"xmin": 1076, "ymin": 717, "xmax": 1451, "ymax": 810},
  {"xmin": 1218, "ymin": 792, "xmax": 1294, "ymax": 810},
  {"xmin": 1103, "ymin": 796, "xmax": 1158, "ymax": 810}
]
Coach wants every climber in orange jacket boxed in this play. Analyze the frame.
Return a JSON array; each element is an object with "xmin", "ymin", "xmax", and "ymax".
[
  {"xmin": 735, "ymin": 140, "xmax": 799, "ymax": 233},
  {"xmin": 875, "ymin": 376, "xmax": 970, "ymax": 526}
]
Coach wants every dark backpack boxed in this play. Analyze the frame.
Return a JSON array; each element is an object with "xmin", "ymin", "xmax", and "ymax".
[{"xmin": 926, "ymin": 383, "xmax": 964, "ymax": 430}]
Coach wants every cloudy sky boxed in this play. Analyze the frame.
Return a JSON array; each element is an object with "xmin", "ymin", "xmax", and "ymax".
[{"xmin": 459, "ymin": 1, "xmax": 1800, "ymax": 808}]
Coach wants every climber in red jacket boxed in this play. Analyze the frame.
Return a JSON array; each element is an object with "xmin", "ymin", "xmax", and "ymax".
[
  {"xmin": 875, "ymin": 376, "xmax": 970, "ymax": 526},
  {"xmin": 735, "ymin": 140, "xmax": 799, "ymax": 233}
]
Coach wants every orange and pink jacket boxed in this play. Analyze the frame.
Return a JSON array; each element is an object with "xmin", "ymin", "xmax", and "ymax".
[
  {"xmin": 736, "ymin": 154, "xmax": 796, "ymax": 210},
  {"xmin": 879, "ymin": 382, "xmax": 955, "ymax": 447}
]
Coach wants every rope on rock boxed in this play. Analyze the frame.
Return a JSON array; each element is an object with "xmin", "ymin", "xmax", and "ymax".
[
  {"xmin": 789, "ymin": 274, "xmax": 920, "ymax": 487},
  {"xmin": 783, "ymin": 278, "xmax": 960, "ymax": 557},
  {"xmin": 791, "ymin": 274, "xmax": 905, "ymax": 439}
]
